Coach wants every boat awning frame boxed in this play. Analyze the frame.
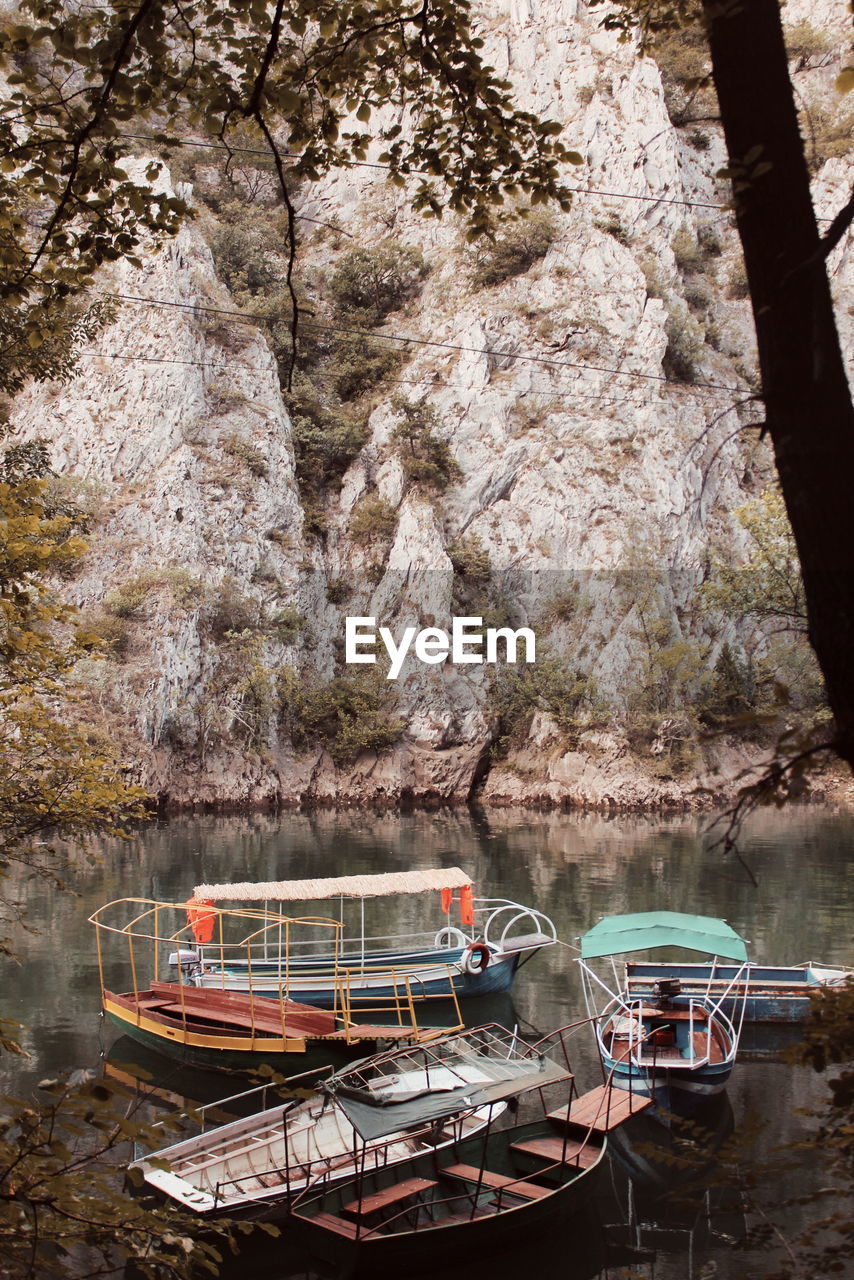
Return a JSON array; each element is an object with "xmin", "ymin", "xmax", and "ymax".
[
  {"xmin": 194, "ymin": 867, "xmax": 473, "ymax": 903},
  {"xmin": 580, "ymin": 911, "xmax": 748, "ymax": 962},
  {"xmin": 328, "ymin": 1054, "xmax": 571, "ymax": 1142}
]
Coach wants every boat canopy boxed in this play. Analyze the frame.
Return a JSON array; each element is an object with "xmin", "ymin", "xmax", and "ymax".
[
  {"xmin": 194, "ymin": 867, "xmax": 473, "ymax": 903},
  {"xmin": 580, "ymin": 911, "xmax": 748, "ymax": 962},
  {"xmin": 327, "ymin": 1050, "xmax": 568, "ymax": 1142}
]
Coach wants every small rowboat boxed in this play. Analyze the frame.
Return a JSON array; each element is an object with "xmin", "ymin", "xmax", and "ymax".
[
  {"xmin": 132, "ymin": 1024, "xmax": 539, "ymax": 1217},
  {"xmin": 289, "ymin": 1024, "xmax": 652, "ymax": 1275}
]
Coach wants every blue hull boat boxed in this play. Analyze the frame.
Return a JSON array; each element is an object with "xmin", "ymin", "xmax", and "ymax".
[
  {"xmin": 186, "ymin": 942, "xmax": 527, "ymax": 1007},
  {"xmin": 624, "ymin": 960, "xmax": 852, "ymax": 1023},
  {"xmin": 578, "ymin": 912, "xmax": 750, "ymax": 1114},
  {"xmin": 177, "ymin": 868, "xmax": 556, "ymax": 1009}
]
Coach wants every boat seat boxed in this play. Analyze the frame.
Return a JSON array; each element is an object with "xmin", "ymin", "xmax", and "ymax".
[
  {"xmin": 341, "ymin": 1176, "xmax": 437, "ymax": 1220},
  {"xmin": 510, "ymin": 1135, "xmax": 602, "ymax": 1168},
  {"xmin": 307, "ymin": 1211, "xmax": 360, "ymax": 1238},
  {"xmin": 441, "ymin": 1163, "xmax": 551, "ymax": 1199}
]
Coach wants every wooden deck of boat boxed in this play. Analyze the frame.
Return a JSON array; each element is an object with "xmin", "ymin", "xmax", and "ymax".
[
  {"xmin": 509, "ymin": 1133, "xmax": 602, "ymax": 1167},
  {"xmin": 548, "ymin": 1084, "xmax": 653, "ymax": 1132},
  {"xmin": 146, "ymin": 981, "xmax": 336, "ymax": 1036}
]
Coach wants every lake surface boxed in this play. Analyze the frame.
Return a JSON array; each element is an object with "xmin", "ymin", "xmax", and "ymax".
[{"xmin": 3, "ymin": 805, "xmax": 852, "ymax": 1279}]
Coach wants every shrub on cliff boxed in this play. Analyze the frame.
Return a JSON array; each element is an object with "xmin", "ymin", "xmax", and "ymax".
[
  {"xmin": 328, "ymin": 242, "xmax": 427, "ymax": 324},
  {"xmin": 349, "ymin": 495, "xmax": 399, "ymax": 544},
  {"xmin": 391, "ymin": 399, "xmax": 462, "ymax": 494},
  {"xmin": 470, "ymin": 210, "xmax": 557, "ymax": 288},
  {"xmin": 278, "ymin": 666, "xmax": 404, "ymax": 765}
]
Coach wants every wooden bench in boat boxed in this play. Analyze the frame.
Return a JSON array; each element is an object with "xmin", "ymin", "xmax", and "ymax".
[
  {"xmin": 640, "ymin": 1007, "xmax": 709, "ymax": 1021},
  {"xmin": 307, "ymin": 1211, "xmax": 360, "ymax": 1238},
  {"xmin": 510, "ymin": 1134, "xmax": 603, "ymax": 1169},
  {"xmin": 441, "ymin": 1162, "xmax": 551, "ymax": 1200},
  {"xmin": 341, "ymin": 1176, "xmax": 437, "ymax": 1219},
  {"xmin": 548, "ymin": 1085, "xmax": 653, "ymax": 1132},
  {"xmin": 320, "ymin": 1026, "xmax": 441, "ymax": 1042}
]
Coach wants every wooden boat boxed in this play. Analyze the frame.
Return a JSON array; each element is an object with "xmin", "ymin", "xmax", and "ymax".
[
  {"xmin": 624, "ymin": 959, "xmax": 852, "ymax": 1023},
  {"xmin": 578, "ymin": 912, "xmax": 751, "ymax": 1111},
  {"xmin": 90, "ymin": 899, "xmax": 463, "ymax": 1072},
  {"xmin": 178, "ymin": 868, "xmax": 556, "ymax": 1006},
  {"xmin": 131, "ymin": 1024, "xmax": 542, "ymax": 1218},
  {"xmin": 289, "ymin": 1028, "xmax": 653, "ymax": 1275}
]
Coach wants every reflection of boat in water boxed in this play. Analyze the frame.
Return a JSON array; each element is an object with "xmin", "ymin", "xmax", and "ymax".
[
  {"xmin": 103, "ymin": 1035, "xmax": 313, "ymax": 1120},
  {"xmin": 184, "ymin": 869, "xmax": 557, "ymax": 1006},
  {"xmin": 90, "ymin": 899, "xmax": 463, "ymax": 1072},
  {"xmin": 736, "ymin": 1021, "xmax": 805, "ymax": 1062},
  {"xmin": 605, "ymin": 1092, "xmax": 745, "ymax": 1275},
  {"xmin": 608, "ymin": 1091, "xmax": 735, "ymax": 1192},
  {"xmin": 579, "ymin": 913, "xmax": 750, "ymax": 1112}
]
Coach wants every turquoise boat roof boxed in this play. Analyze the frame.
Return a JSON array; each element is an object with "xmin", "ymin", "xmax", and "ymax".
[{"xmin": 580, "ymin": 911, "xmax": 748, "ymax": 962}]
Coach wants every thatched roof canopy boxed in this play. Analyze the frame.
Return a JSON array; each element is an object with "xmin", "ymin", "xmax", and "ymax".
[{"xmin": 194, "ymin": 867, "xmax": 473, "ymax": 903}]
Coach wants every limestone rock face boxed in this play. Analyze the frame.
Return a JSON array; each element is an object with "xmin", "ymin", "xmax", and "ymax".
[{"xmin": 7, "ymin": 2, "xmax": 851, "ymax": 809}]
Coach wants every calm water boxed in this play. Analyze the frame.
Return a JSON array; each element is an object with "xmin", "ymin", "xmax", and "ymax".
[{"xmin": 3, "ymin": 805, "xmax": 852, "ymax": 1279}]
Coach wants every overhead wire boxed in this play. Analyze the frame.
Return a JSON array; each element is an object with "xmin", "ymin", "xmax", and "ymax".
[
  {"xmin": 76, "ymin": 349, "xmax": 660, "ymax": 410},
  {"xmin": 81, "ymin": 129, "xmax": 838, "ymax": 222},
  {"xmin": 102, "ymin": 129, "xmax": 734, "ymax": 213},
  {"xmin": 107, "ymin": 291, "xmax": 744, "ymax": 396}
]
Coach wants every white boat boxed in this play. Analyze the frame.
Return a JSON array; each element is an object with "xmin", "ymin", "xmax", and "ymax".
[
  {"xmin": 132, "ymin": 1024, "xmax": 557, "ymax": 1219},
  {"xmin": 177, "ymin": 868, "xmax": 557, "ymax": 1006}
]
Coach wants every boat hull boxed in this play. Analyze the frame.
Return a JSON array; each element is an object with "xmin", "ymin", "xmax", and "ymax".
[
  {"xmin": 104, "ymin": 991, "xmax": 434, "ymax": 1074},
  {"xmin": 624, "ymin": 961, "xmax": 851, "ymax": 1023},
  {"xmin": 186, "ymin": 945, "xmax": 526, "ymax": 1006},
  {"xmin": 601, "ymin": 1052, "xmax": 733, "ymax": 1111}
]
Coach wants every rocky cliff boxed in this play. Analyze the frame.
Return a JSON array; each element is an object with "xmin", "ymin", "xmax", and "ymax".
[{"xmin": 8, "ymin": 0, "xmax": 852, "ymax": 810}]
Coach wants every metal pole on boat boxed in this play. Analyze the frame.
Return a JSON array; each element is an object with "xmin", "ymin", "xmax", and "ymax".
[
  {"xmin": 470, "ymin": 1103, "xmax": 495, "ymax": 1221},
  {"xmin": 360, "ymin": 896, "xmax": 366, "ymax": 977}
]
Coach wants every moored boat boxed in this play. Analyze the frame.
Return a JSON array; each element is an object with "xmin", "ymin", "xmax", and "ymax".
[
  {"xmin": 178, "ymin": 868, "xmax": 556, "ymax": 1006},
  {"xmin": 289, "ymin": 1024, "xmax": 652, "ymax": 1275},
  {"xmin": 578, "ymin": 912, "xmax": 751, "ymax": 1112},
  {"xmin": 91, "ymin": 899, "xmax": 463, "ymax": 1072},
  {"xmin": 131, "ymin": 1024, "xmax": 540, "ymax": 1218},
  {"xmin": 624, "ymin": 958, "xmax": 852, "ymax": 1022}
]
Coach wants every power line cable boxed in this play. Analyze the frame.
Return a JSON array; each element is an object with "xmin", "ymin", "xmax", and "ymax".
[
  {"xmin": 77, "ymin": 349, "xmax": 664, "ymax": 408},
  {"xmin": 104, "ymin": 130, "xmax": 735, "ymax": 212},
  {"xmin": 108, "ymin": 291, "xmax": 742, "ymax": 395}
]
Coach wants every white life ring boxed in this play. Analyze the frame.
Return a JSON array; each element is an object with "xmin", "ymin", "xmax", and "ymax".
[
  {"xmin": 434, "ymin": 926, "xmax": 468, "ymax": 950},
  {"xmin": 461, "ymin": 942, "xmax": 492, "ymax": 974}
]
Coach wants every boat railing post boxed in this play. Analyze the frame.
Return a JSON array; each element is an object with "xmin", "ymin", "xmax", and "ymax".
[
  {"xmin": 246, "ymin": 930, "xmax": 256, "ymax": 1043},
  {"xmin": 360, "ymin": 895, "xmax": 366, "ymax": 979},
  {"xmin": 282, "ymin": 1111, "xmax": 291, "ymax": 1195},
  {"xmin": 128, "ymin": 928, "xmax": 140, "ymax": 1015},
  {"xmin": 404, "ymin": 975, "xmax": 418, "ymax": 1041},
  {"xmin": 392, "ymin": 967, "xmax": 404, "ymax": 1026},
  {"xmin": 469, "ymin": 1103, "xmax": 495, "ymax": 1221}
]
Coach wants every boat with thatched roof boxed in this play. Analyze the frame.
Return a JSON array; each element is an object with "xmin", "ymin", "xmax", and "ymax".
[{"xmin": 174, "ymin": 867, "xmax": 557, "ymax": 1007}]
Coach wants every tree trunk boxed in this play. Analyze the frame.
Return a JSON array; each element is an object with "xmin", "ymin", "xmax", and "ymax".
[{"xmin": 701, "ymin": 0, "xmax": 854, "ymax": 765}]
